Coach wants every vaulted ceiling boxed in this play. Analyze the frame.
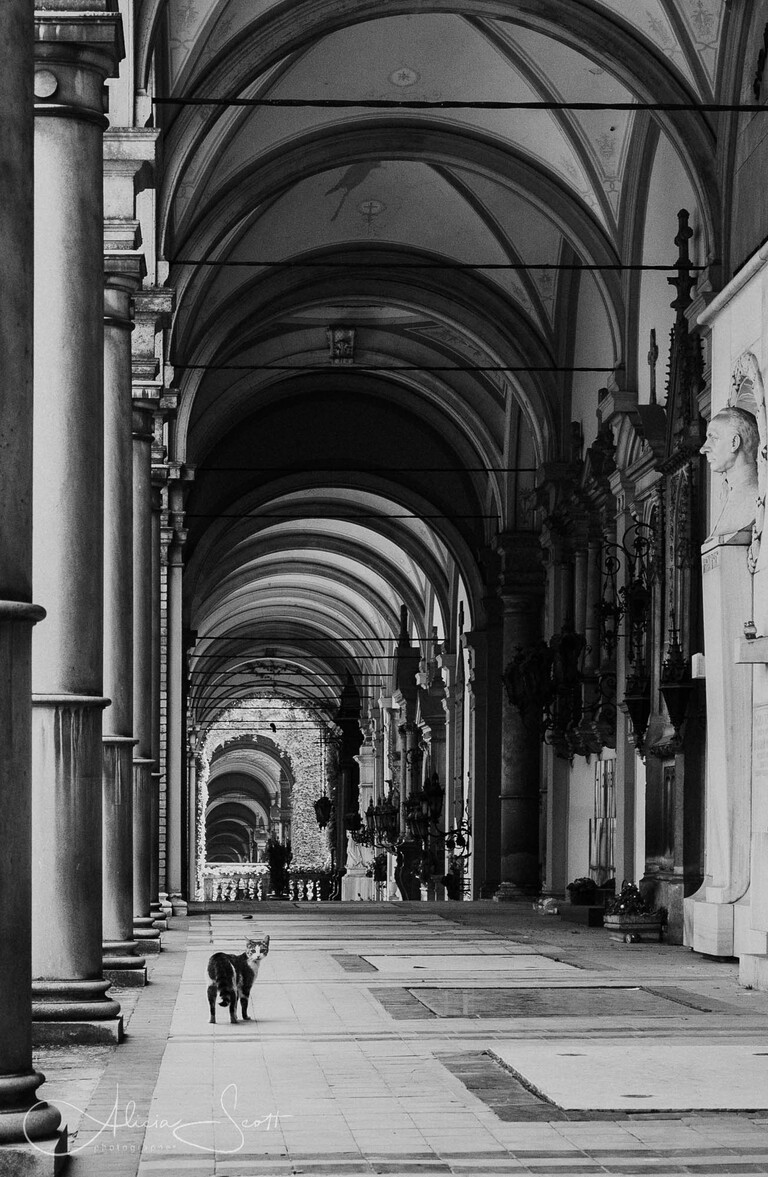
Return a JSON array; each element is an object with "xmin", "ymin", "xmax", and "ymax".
[{"xmin": 143, "ymin": 0, "xmax": 732, "ymax": 731}]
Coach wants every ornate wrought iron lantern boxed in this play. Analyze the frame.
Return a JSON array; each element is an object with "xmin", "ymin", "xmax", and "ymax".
[
  {"xmin": 622, "ymin": 665, "xmax": 652, "ymax": 754},
  {"xmin": 314, "ymin": 795, "xmax": 332, "ymax": 829},
  {"xmin": 404, "ymin": 791, "xmax": 429, "ymax": 841},
  {"xmin": 372, "ymin": 792, "xmax": 400, "ymax": 846},
  {"xmin": 424, "ymin": 772, "xmax": 444, "ymax": 823},
  {"xmin": 659, "ymin": 626, "xmax": 694, "ymax": 738}
]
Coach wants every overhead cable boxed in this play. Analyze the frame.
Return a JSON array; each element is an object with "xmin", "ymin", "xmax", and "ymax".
[{"xmin": 153, "ymin": 97, "xmax": 762, "ymax": 112}]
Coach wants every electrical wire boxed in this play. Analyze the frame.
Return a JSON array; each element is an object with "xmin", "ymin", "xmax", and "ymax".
[
  {"xmin": 154, "ymin": 97, "xmax": 763, "ymax": 112},
  {"xmin": 167, "ymin": 259, "xmax": 705, "ymax": 271},
  {"xmin": 168, "ymin": 363, "xmax": 614, "ymax": 373}
]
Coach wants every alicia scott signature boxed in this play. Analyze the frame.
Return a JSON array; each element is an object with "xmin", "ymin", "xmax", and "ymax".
[{"xmin": 24, "ymin": 1082, "xmax": 290, "ymax": 1156}]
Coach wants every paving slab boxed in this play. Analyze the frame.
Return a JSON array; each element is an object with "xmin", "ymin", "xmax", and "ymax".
[
  {"xmin": 490, "ymin": 1039, "xmax": 768, "ymax": 1110},
  {"xmin": 24, "ymin": 902, "xmax": 768, "ymax": 1177}
]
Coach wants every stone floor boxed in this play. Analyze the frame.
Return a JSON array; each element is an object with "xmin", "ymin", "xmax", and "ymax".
[{"xmin": 30, "ymin": 901, "xmax": 768, "ymax": 1176}]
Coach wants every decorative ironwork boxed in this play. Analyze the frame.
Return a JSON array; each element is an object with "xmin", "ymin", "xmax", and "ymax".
[
  {"xmin": 502, "ymin": 640, "xmax": 555, "ymax": 730},
  {"xmin": 598, "ymin": 520, "xmax": 655, "ymax": 663},
  {"xmin": 622, "ymin": 665, "xmax": 652, "ymax": 755},
  {"xmin": 313, "ymin": 795, "xmax": 332, "ymax": 828},
  {"xmin": 659, "ymin": 620, "xmax": 694, "ymax": 740}
]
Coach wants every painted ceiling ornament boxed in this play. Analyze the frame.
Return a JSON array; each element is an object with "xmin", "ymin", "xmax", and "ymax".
[
  {"xmin": 687, "ymin": 0, "xmax": 717, "ymax": 41},
  {"xmin": 389, "ymin": 66, "xmax": 420, "ymax": 87},
  {"xmin": 326, "ymin": 326, "xmax": 355, "ymax": 366}
]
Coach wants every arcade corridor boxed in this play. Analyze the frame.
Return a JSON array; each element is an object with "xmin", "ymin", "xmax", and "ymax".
[
  {"xmin": 7, "ymin": 2, "xmax": 768, "ymax": 1171},
  {"xmin": 36, "ymin": 902, "xmax": 768, "ymax": 1176}
]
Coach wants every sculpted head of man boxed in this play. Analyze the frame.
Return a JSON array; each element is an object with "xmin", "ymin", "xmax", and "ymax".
[{"xmin": 700, "ymin": 406, "xmax": 759, "ymax": 477}]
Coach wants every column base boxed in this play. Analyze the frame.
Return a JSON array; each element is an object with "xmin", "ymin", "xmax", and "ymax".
[
  {"xmin": 133, "ymin": 920, "xmax": 161, "ymax": 953},
  {"xmin": 32, "ymin": 979, "xmax": 120, "ymax": 1023},
  {"xmin": 157, "ymin": 893, "xmax": 174, "ymax": 918},
  {"xmin": 687, "ymin": 895, "xmax": 735, "ymax": 956},
  {"xmin": 0, "ymin": 1131, "xmax": 67, "ymax": 1177},
  {"xmin": 493, "ymin": 882, "xmax": 529, "ymax": 902},
  {"xmin": 151, "ymin": 916, "xmax": 168, "ymax": 930},
  {"xmin": 103, "ymin": 941, "xmax": 147, "ymax": 986},
  {"xmin": 0, "ymin": 1072, "xmax": 62, "ymax": 1146},
  {"xmin": 169, "ymin": 894, "xmax": 188, "ymax": 916},
  {"xmin": 133, "ymin": 916, "xmax": 161, "ymax": 945},
  {"xmin": 32, "ymin": 1020, "xmax": 123, "ymax": 1046},
  {"xmin": 103, "ymin": 967, "xmax": 147, "ymax": 987}
]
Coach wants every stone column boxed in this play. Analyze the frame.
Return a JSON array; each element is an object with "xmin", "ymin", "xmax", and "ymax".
[
  {"xmin": 540, "ymin": 529, "xmax": 572, "ymax": 897},
  {"xmin": 187, "ymin": 744, "xmax": 200, "ymax": 900},
  {"xmin": 102, "ymin": 255, "xmax": 146, "ymax": 985},
  {"xmin": 132, "ymin": 396, "xmax": 161, "ymax": 949},
  {"xmin": 131, "ymin": 290, "xmax": 174, "ymax": 931},
  {"xmin": 609, "ymin": 488, "xmax": 641, "ymax": 889},
  {"xmin": 165, "ymin": 473, "xmax": 193, "ymax": 909},
  {"xmin": 31, "ymin": 4, "xmax": 123, "ymax": 1043},
  {"xmin": 342, "ymin": 738, "xmax": 376, "ymax": 901},
  {"xmin": 0, "ymin": 1, "xmax": 66, "ymax": 1163},
  {"xmin": 495, "ymin": 534, "xmax": 544, "ymax": 900},
  {"xmin": 149, "ymin": 477, "xmax": 164, "ymax": 923},
  {"xmin": 461, "ymin": 631, "xmax": 487, "ymax": 898},
  {"xmin": 150, "ymin": 402, "xmax": 176, "ymax": 922}
]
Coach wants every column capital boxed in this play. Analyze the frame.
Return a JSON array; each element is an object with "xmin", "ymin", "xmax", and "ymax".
[
  {"xmin": 493, "ymin": 531, "xmax": 544, "ymax": 601},
  {"xmin": 161, "ymin": 465, "xmax": 195, "ymax": 565},
  {"xmin": 104, "ymin": 249, "xmax": 144, "ymax": 293},
  {"xmin": 35, "ymin": 7, "xmax": 124, "ymax": 123},
  {"xmin": 132, "ymin": 287, "xmax": 175, "ymax": 386}
]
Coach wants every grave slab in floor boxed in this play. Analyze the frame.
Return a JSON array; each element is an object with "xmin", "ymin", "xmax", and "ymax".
[
  {"xmin": 490, "ymin": 1039, "xmax": 768, "ymax": 1110},
  {"xmin": 361, "ymin": 954, "xmax": 576, "ymax": 974},
  {"xmin": 410, "ymin": 986, "xmax": 711, "ymax": 1018}
]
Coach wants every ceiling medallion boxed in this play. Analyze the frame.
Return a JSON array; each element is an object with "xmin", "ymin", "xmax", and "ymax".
[{"xmin": 389, "ymin": 66, "xmax": 419, "ymax": 88}]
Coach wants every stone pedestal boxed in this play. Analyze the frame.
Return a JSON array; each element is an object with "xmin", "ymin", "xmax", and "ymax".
[{"xmin": 687, "ymin": 532, "xmax": 753, "ymax": 956}]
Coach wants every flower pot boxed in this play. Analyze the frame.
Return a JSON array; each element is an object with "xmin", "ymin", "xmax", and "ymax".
[{"xmin": 604, "ymin": 912, "xmax": 663, "ymax": 941}]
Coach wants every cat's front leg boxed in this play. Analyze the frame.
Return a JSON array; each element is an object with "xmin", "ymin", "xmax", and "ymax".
[{"xmin": 240, "ymin": 996, "xmax": 251, "ymax": 1021}]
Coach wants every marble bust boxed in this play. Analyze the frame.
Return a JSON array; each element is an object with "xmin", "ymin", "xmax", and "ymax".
[{"xmin": 700, "ymin": 406, "xmax": 760, "ymax": 539}]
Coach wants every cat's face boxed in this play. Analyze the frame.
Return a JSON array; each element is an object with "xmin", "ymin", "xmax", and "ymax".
[{"xmin": 245, "ymin": 936, "xmax": 270, "ymax": 961}]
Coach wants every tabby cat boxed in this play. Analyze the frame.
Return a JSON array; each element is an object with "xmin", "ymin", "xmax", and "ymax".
[{"xmin": 206, "ymin": 935, "xmax": 270, "ymax": 1023}]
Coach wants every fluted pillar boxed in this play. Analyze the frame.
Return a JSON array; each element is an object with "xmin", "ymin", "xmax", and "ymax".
[
  {"xmin": 102, "ymin": 256, "xmax": 146, "ymax": 985},
  {"xmin": 31, "ymin": 5, "xmax": 123, "ymax": 1043},
  {"xmin": 0, "ymin": 1, "xmax": 66, "ymax": 1164},
  {"xmin": 132, "ymin": 398, "xmax": 161, "ymax": 948}
]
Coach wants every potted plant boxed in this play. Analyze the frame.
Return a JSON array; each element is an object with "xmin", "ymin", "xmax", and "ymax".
[
  {"xmin": 365, "ymin": 852, "xmax": 388, "ymax": 883},
  {"xmin": 604, "ymin": 880, "xmax": 666, "ymax": 940},
  {"xmin": 566, "ymin": 876, "xmax": 598, "ymax": 906}
]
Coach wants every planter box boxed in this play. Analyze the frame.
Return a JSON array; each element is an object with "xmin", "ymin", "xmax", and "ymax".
[
  {"xmin": 560, "ymin": 905, "xmax": 604, "ymax": 927},
  {"xmin": 568, "ymin": 892, "xmax": 597, "ymax": 906},
  {"xmin": 604, "ymin": 913, "xmax": 664, "ymax": 942}
]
